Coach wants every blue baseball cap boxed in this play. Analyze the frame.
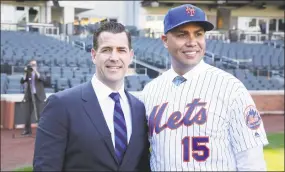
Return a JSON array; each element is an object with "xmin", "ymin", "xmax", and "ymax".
[{"xmin": 163, "ymin": 4, "xmax": 214, "ymax": 34}]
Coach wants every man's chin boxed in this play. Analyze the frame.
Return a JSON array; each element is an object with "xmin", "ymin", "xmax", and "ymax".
[{"xmin": 105, "ymin": 77, "xmax": 124, "ymax": 84}]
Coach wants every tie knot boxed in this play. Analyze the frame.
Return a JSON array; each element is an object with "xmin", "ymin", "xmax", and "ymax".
[
  {"xmin": 109, "ymin": 92, "xmax": 120, "ymax": 102},
  {"xmin": 173, "ymin": 76, "xmax": 186, "ymax": 86}
]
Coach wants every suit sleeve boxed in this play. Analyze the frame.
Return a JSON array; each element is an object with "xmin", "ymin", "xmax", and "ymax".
[
  {"xmin": 33, "ymin": 94, "xmax": 68, "ymax": 171},
  {"xmin": 138, "ymin": 103, "xmax": 151, "ymax": 172},
  {"xmin": 20, "ymin": 75, "xmax": 28, "ymax": 84},
  {"xmin": 36, "ymin": 72, "xmax": 46, "ymax": 83}
]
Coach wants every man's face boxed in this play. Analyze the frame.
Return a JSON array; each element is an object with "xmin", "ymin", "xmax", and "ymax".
[
  {"xmin": 161, "ymin": 23, "xmax": 206, "ymax": 74},
  {"xmin": 29, "ymin": 60, "xmax": 37, "ymax": 71},
  {"xmin": 91, "ymin": 32, "xmax": 133, "ymax": 86}
]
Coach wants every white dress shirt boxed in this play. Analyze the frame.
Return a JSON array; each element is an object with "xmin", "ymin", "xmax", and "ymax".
[{"xmin": 91, "ymin": 74, "xmax": 132, "ymax": 147}]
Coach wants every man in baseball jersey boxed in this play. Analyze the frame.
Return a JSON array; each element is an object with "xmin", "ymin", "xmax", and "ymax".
[{"xmin": 139, "ymin": 4, "xmax": 269, "ymax": 171}]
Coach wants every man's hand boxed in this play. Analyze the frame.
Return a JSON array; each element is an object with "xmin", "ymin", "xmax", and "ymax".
[{"xmin": 33, "ymin": 68, "xmax": 40, "ymax": 77}]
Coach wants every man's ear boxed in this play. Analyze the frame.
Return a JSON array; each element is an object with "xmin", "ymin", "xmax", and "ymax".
[
  {"xmin": 130, "ymin": 49, "xmax": 134, "ymax": 63},
  {"xmin": 91, "ymin": 48, "xmax": 97, "ymax": 65},
  {"xmin": 161, "ymin": 34, "xmax": 168, "ymax": 48}
]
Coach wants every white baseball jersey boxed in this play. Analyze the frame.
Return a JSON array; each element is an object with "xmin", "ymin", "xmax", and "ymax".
[{"xmin": 139, "ymin": 60, "xmax": 269, "ymax": 171}]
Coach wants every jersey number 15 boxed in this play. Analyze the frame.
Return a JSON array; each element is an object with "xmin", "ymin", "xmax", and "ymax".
[{"xmin": 182, "ymin": 136, "xmax": 209, "ymax": 162}]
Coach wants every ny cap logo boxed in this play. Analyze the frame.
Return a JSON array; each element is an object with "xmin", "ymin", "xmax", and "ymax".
[{"xmin": 186, "ymin": 6, "xmax": 195, "ymax": 16}]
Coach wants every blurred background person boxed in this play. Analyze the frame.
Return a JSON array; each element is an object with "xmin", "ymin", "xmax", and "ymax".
[{"xmin": 20, "ymin": 59, "xmax": 46, "ymax": 136}]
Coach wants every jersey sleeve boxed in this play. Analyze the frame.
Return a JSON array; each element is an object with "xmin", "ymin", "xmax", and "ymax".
[{"xmin": 228, "ymin": 86, "xmax": 269, "ymax": 154}]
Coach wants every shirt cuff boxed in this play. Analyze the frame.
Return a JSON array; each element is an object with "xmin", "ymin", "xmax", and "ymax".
[{"xmin": 235, "ymin": 145, "xmax": 267, "ymax": 171}]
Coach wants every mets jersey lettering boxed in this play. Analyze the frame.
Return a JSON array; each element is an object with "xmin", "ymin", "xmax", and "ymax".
[{"xmin": 149, "ymin": 99, "xmax": 207, "ymax": 137}]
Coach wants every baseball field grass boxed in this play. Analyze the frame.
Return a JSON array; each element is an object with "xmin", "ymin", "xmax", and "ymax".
[
  {"xmin": 14, "ymin": 133, "xmax": 284, "ymax": 171},
  {"xmin": 264, "ymin": 132, "xmax": 284, "ymax": 171}
]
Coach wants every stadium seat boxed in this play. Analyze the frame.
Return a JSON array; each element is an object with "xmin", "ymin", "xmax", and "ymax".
[
  {"xmin": 1, "ymin": 30, "xmax": 283, "ymax": 92},
  {"xmin": 69, "ymin": 78, "xmax": 82, "ymax": 87}
]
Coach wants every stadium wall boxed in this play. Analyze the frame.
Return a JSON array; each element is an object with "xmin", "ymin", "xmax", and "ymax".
[
  {"xmin": 141, "ymin": 4, "xmax": 284, "ymax": 33},
  {"xmin": 1, "ymin": 91, "xmax": 283, "ymax": 130},
  {"xmin": 251, "ymin": 91, "xmax": 284, "ymax": 114},
  {"xmin": 142, "ymin": 5, "xmax": 283, "ymax": 17}
]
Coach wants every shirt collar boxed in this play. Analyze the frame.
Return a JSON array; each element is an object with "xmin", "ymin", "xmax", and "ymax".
[
  {"xmin": 91, "ymin": 74, "xmax": 127, "ymax": 102},
  {"xmin": 169, "ymin": 59, "xmax": 208, "ymax": 81}
]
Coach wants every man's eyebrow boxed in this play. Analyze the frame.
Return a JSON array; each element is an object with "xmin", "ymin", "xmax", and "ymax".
[
  {"xmin": 117, "ymin": 47, "xmax": 127, "ymax": 49},
  {"xmin": 101, "ymin": 46, "xmax": 111, "ymax": 49},
  {"xmin": 100, "ymin": 46, "xmax": 127, "ymax": 50},
  {"xmin": 194, "ymin": 28, "xmax": 205, "ymax": 33},
  {"xmin": 172, "ymin": 29, "xmax": 187, "ymax": 34},
  {"xmin": 173, "ymin": 28, "xmax": 205, "ymax": 34}
]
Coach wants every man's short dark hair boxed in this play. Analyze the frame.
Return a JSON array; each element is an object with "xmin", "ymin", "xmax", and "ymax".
[{"xmin": 93, "ymin": 21, "xmax": 132, "ymax": 50}]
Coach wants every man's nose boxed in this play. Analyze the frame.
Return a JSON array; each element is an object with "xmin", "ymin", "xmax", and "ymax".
[
  {"xmin": 185, "ymin": 39, "xmax": 197, "ymax": 47},
  {"xmin": 109, "ymin": 50, "xmax": 119, "ymax": 61},
  {"xmin": 185, "ymin": 35, "xmax": 197, "ymax": 47}
]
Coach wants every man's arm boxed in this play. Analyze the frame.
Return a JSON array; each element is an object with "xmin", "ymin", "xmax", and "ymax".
[
  {"xmin": 229, "ymin": 85, "xmax": 268, "ymax": 171},
  {"xmin": 138, "ymin": 104, "xmax": 151, "ymax": 172},
  {"xmin": 34, "ymin": 70, "xmax": 46, "ymax": 82},
  {"xmin": 20, "ymin": 73, "xmax": 28, "ymax": 84},
  {"xmin": 33, "ymin": 94, "xmax": 68, "ymax": 171},
  {"xmin": 235, "ymin": 145, "xmax": 266, "ymax": 171},
  {"xmin": 139, "ymin": 136, "xmax": 151, "ymax": 172}
]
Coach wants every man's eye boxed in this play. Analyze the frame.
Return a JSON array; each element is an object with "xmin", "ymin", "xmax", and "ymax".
[
  {"xmin": 102, "ymin": 49, "xmax": 111, "ymax": 52},
  {"xmin": 177, "ymin": 34, "xmax": 185, "ymax": 37},
  {"xmin": 196, "ymin": 32, "xmax": 203, "ymax": 37},
  {"xmin": 119, "ymin": 49, "xmax": 126, "ymax": 52}
]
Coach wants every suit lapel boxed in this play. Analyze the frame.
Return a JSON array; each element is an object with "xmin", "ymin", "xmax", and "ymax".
[
  {"xmin": 121, "ymin": 91, "xmax": 139, "ymax": 166},
  {"xmin": 81, "ymin": 81, "xmax": 118, "ymax": 163}
]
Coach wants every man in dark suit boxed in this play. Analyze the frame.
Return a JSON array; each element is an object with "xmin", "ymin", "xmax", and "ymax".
[
  {"xmin": 33, "ymin": 22, "xmax": 150, "ymax": 171},
  {"xmin": 20, "ymin": 59, "xmax": 46, "ymax": 135}
]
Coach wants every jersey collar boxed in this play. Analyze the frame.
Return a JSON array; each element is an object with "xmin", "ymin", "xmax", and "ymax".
[{"xmin": 169, "ymin": 59, "xmax": 208, "ymax": 81}]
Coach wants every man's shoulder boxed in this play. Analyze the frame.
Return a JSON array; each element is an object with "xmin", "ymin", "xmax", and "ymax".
[
  {"xmin": 126, "ymin": 91, "xmax": 144, "ymax": 106},
  {"xmin": 207, "ymin": 66, "xmax": 250, "ymax": 99},
  {"xmin": 207, "ymin": 65, "xmax": 243, "ymax": 83},
  {"xmin": 50, "ymin": 82, "xmax": 86, "ymax": 100}
]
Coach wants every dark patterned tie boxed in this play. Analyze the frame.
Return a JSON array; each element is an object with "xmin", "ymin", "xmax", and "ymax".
[
  {"xmin": 173, "ymin": 76, "xmax": 187, "ymax": 86},
  {"xmin": 109, "ymin": 92, "xmax": 128, "ymax": 164}
]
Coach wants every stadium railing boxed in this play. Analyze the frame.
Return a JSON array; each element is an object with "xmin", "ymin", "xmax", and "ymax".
[
  {"xmin": 72, "ymin": 40, "xmax": 86, "ymax": 50},
  {"xmin": 142, "ymin": 29, "xmax": 284, "ymax": 43},
  {"xmin": 1, "ymin": 22, "xmax": 59, "ymax": 35}
]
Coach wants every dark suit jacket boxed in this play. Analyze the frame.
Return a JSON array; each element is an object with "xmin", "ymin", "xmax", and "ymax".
[
  {"xmin": 33, "ymin": 81, "xmax": 150, "ymax": 171},
  {"xmin": 20, "ymin": 72, "xmax": 46, "ymax": 102}
]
